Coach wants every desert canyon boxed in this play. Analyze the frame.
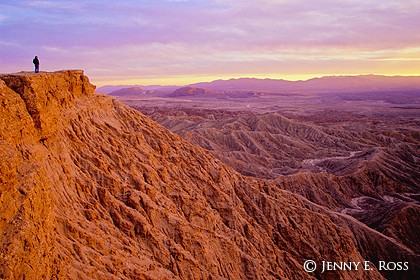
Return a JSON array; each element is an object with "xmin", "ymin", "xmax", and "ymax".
[{"xmin": 0, "ymin": 70, "xmax": 419, "ymax": 280}]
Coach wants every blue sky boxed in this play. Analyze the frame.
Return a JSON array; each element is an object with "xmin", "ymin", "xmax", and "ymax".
[{"xmin": 1, "ymin": 0, "xmax": 420, "ymax": 85}]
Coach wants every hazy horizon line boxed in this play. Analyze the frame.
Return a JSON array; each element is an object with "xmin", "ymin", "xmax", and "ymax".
[{"xmin": 94, "ymin": 73, "xmax": 420, "ymax": 87}]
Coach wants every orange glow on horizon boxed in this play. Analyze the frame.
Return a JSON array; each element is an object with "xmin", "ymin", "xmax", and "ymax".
[{"xmin": 91, "ymin": 71, "xmax": 420, "ymax": 87}]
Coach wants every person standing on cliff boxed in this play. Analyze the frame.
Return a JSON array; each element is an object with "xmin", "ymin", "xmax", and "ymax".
[{"xmin": 33, "ymin": 56, "xmax": 39, "ymax": 73}]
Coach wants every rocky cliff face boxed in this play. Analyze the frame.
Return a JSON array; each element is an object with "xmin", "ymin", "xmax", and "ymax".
[
  {"xmin": 0, "ymin": 71, "xmax": 95, "ymax": 279},
  {"xmin": 0, "ymin": 71, "xmax": 416, "ymax": 279}
]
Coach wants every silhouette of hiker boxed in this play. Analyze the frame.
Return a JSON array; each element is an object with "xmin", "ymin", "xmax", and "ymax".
[{"xmin": 33, "ymin": 56, "xmax": 40, "ymax": 73}]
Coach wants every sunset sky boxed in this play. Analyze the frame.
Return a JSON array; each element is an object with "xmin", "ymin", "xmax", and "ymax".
[{"xmin": 1, "ymin": 0, "xmax": 420, "ymax": 86}]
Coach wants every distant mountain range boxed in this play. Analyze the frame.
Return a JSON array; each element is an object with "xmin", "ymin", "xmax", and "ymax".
[
  {"xmin": 190, "ymin": 75, "xmax": 420, "ymax": 92},
  {"xmin": 97, "ymin": 75, "xmax": 420, "ymax": 94},
  {"xmin": 97, "ymin": 84, "xmax": 180, "ymax": 94}
]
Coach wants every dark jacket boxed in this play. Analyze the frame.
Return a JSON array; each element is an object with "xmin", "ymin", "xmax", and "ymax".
[{"xmin": 33, "ymin": 57, "xmax": 39, "ymax": 65}]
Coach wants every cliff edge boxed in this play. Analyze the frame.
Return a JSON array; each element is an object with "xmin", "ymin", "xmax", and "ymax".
[{"xmin": 0, "ymin": 71, "xmax": 416, "ymax": 279}]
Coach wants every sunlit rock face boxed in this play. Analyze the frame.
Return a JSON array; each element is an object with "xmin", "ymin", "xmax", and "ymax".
[{"xmin": 0, "ymin": 71, "xmax": 417, "ymax": 279}]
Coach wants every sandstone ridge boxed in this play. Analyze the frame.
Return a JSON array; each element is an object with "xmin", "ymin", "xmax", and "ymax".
[
  {"xmin": 0, "ymin": 71, "xmax": 417, "ymax": 279},
  {"xmin": 0, "ymin": 70, "xmax": 95, "ymax": 139}
]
